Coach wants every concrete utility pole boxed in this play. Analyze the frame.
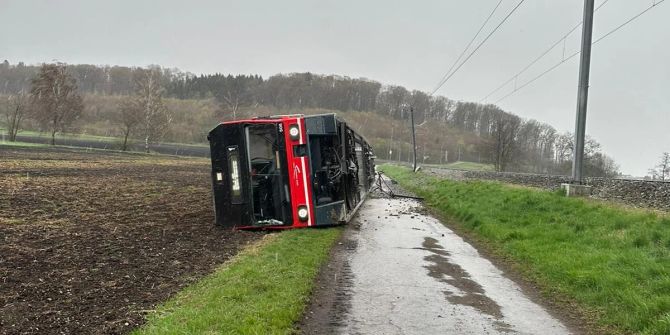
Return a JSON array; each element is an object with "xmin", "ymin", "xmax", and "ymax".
[
  {"xmin": 410, "ymin": 106, "xmax": 418, "ymax": 171},
  {"xmin": 571, "ymin": 0, "xmax": 595, "ymax": 184},
  {"xmin": 563, "ymin": 0, "xmax": 595, "ymax": 197}
]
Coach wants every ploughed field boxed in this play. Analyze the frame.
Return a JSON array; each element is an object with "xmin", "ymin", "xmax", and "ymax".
[{"xmin": 0, "ymin": 146, "xmax": 257, "ymax": 335}]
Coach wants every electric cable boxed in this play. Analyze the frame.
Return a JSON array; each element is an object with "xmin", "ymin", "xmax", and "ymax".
[
  {"xmin": 430, "ymin": 0, "xmax": 527, "ymax": 96},
  {"xmin": 479, "ymin": 0, "xmax": 612, "ymax": 103},
  {"xmin": 493, "ymin": 0, "xmax": 665, "ymax": 104},
  {"xmin": 430, "ymin": 0, "xmax": 504, "ymax": 96}
]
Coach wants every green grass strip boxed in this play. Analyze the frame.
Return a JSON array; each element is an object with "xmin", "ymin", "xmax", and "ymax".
[
  {"xmin": 0, "ymin": 140, "xmax": 49, "ymax": 148},
  {"xmin": 381, "ymin": 165, "xmax": 670, "ymax": 335},
  {"xmin": 1, "ymin": 129, "xmax": 208, "ymax": 147},
  {"xmin": 134, "ymin": 228, "xmax": 342, "ymax": 335},
  {"xmin": 428, "ymin": 161, "xmax": 495, "ymax": 171}
]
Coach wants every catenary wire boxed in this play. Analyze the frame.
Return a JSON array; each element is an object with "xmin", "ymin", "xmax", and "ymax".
[
  {"xmin": 429, "ymin": 0, "xmax": 504, "ymax": 95},
  {"xmin": 479, "ymin": 0, "xmax": 612, "ymax": 103},
  {"xmin": 493, "ymin": 0, "xmax": 665, "ymax": 104},
  {"xmin": 430, "ymin": 0, "xmax": 526, "ymax": 96}
]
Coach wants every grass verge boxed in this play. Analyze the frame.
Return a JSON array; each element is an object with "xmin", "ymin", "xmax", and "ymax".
[
  {"xmin": 0, "ymin": 140, "xmax": 49, "ymax": 148},
  {"xmin": 134, "ymin": 228, "xmax": 342, "ymax": 335},
  {"xmin": 442, "ymin": 161, "xmax": 494, "ymax": 171},
  {"xmin": 1, "ymin": 129, "xmax": 209, "ymax": 147},
  {"xmin": 381, "ymin": 165, "xmax": 670, "ymax": 335}
]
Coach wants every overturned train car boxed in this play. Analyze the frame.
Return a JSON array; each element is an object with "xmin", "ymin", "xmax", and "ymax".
[{"xmin": 208, "ymin": 114, "xmax": 375, "ymax": 229}]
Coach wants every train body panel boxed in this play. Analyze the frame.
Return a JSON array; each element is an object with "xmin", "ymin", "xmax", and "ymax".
[{"xmin": 208, "ymin": 114, "xmax": 375, "ymax": 229}]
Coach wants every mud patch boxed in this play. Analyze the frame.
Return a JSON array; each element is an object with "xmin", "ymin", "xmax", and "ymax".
[
  {"xmin": 422, "ymin": 237, "xmax": 505, "ymax": 321},
  {"xmin": 0, "ymin": 147, "xmax": 258, "ymax": 335}
]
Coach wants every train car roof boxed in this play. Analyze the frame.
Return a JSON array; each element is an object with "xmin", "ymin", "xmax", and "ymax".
[{"xmin": 211, "ymin": 113, "xmax": 342, "ymax": 128}]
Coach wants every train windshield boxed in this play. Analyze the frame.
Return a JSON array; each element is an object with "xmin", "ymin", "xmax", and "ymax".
[{"xmin": 245, "ymin": 124, "xmax": 287, "ymax": 225}]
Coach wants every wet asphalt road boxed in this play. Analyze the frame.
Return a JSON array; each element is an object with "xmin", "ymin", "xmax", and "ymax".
[{"xmin": 339, "ymin": 197, "xmax": 571, "ymax": 335}]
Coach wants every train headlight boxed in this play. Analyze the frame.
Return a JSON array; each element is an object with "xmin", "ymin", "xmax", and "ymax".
[
  {"xmin": 297, "ymin": 206, "xmax": 309, "ymax": 221},
  {"xmin": 289, "ymin": 125, "xmax": 300, "ymax": 140}
]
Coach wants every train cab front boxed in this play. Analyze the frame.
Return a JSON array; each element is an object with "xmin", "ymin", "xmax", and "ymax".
[{"xmin": 207, "ymin": 117, "xmax": 314, "ymax": 229}]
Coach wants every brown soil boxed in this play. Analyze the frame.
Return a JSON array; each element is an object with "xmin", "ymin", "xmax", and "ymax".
[{"xmin": 0, "ymin": 146, "xmax": 258, "ymax": 335}]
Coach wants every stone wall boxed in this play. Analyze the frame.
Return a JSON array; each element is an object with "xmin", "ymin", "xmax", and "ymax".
[{"xmin": 426, "ymin": 168, "xmax": 670, "ymax": 212}]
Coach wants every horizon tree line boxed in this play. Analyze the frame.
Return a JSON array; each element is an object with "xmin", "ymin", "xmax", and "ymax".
[
  {"xmin": 0, "ymin": 61, "xmax": 620, "ymax": 176},
  {"xmin": 1, "ymin": 62, "xmax": 171, "ymax": 152}
]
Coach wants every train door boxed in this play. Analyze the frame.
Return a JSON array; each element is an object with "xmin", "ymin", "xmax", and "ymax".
[{"xmin": 245, "ymin": 124, "xmax": 291, "ymax": 226}]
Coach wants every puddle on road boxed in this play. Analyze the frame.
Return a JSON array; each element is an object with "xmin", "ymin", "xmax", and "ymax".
[{"xmin": 422, "ymin": 237, "xmax": 514, "ymax": 332}]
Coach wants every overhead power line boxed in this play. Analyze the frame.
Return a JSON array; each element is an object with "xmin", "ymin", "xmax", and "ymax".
[
  {"xmin": 430, "ymin": 0, "xmax": 526, "ymax": 96},
  {"xmin": 591, "ymin": 0, "xmax": 663, "ymax": 44},
  {"xmin": 479, "ymin": 0, "xmax": 612, "ymax": 103},
  {"xmin": 429, "ymin": 0, "xmax": 504, "ymax": 96},
  {"xmin": 494, "ymin": 50, "xmax": 580, "ymax": 104},
  {"xmin": 493, "ymin": 0, "xmax": 666, "ymax": 104}
]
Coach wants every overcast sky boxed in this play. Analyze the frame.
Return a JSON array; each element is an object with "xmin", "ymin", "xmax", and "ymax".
[{"xmin": 1, "ymin": 0, "xmax": 668, "ymax": 176}]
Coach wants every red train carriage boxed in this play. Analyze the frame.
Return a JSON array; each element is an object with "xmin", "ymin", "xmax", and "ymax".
[{"xmin": 207, "ymin": 114, "xmax": 375, "ymax": 229}]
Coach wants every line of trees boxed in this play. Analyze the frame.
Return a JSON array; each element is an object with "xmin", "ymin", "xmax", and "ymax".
[
  {"xmin": 1, "ymin": 62, "xmax": 171, "ymax": 152},
  {"xmin": 0, "ymin": 60, "xmax": 179, "ymax": 96},
  {"xmin": 0, "ymin": 61, "xmax": 619, "ymax": 176},
  {"xmin": 1, "ymin": 63, "xmax": 85, "ymax": 145}
]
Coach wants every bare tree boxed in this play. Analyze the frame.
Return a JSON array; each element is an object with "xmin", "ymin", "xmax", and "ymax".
[
  {"xmin": 649, "ymin": 152, "xmax": 670, "ymax": 181},
  {"xmin": 538, "ymin": 124, "xmax": 557, "ymax": 172},
  {"xmin": 29, "ymin": 63, "xmax": 83, "ymax": 145},
  {"xmin": 554, "ymin": 133, "xmax": 573, "ymax": 164},
  {"xmin": 134, "ymin": 68, "xmax": 171, "ymax": 153},
  {"xmin": 490, "ymin": 112, "xmax": 521, "ymax": 172},
  {"xmin": 216, "ymin": 75, "xmax": 256, "ymax": 120},
  {"xmin": 115, "ymin": 98, "xmax": 141, "ymax": 151},
  {"xmin": 2, "ymin": 91, "xmax": 28, "ymax": 141}
]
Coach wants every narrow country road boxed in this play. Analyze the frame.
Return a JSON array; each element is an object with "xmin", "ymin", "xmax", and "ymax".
[{"xmin": 336, "ymin": 195, "xmax": 572, "ymax": 334}]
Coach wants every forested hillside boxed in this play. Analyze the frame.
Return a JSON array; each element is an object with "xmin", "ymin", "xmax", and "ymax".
[{"xmin": 0, "ymin": 61, "xmax": 619, "ymax": 176}]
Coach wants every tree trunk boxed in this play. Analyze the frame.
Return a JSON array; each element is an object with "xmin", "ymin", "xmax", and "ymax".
[
  {"xmin": 145, "ymin": 135, "xmax": 149, "ymax": 153},
  {"xmin": 7, "ymin": 115, "xmax": 15, "ymax": 141},
  {"xmin": 122, "ymin": 128, "xmax": 130, "ymax": 151},
  {"xmin": 8, "ymin": 121, "xmax": 17, "ymax": 142},
  {"xmin": 51, "ymin": 129, "xmax": 57, "ymax": 146}
]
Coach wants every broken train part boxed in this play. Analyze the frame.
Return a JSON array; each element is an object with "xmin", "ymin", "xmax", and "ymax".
[{"xmin": 372, "ymin": 172, "xmax": 424, "ymax": 200}]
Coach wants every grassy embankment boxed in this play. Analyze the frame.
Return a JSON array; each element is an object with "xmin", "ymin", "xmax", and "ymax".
[
  {"xmin": 423, "ymin": 160, "xmax": 494, "ymax": 171},
  {"xmin": 134, "ymin": 228, "xmax": 342, "ymax": 335},
  {"xmin": 382, "ymin": 165, "xmax": 670, "ymax": 335},
  {"xmin": 442, "ymin": 161, "xmax": 494, "ymax": 171}
]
